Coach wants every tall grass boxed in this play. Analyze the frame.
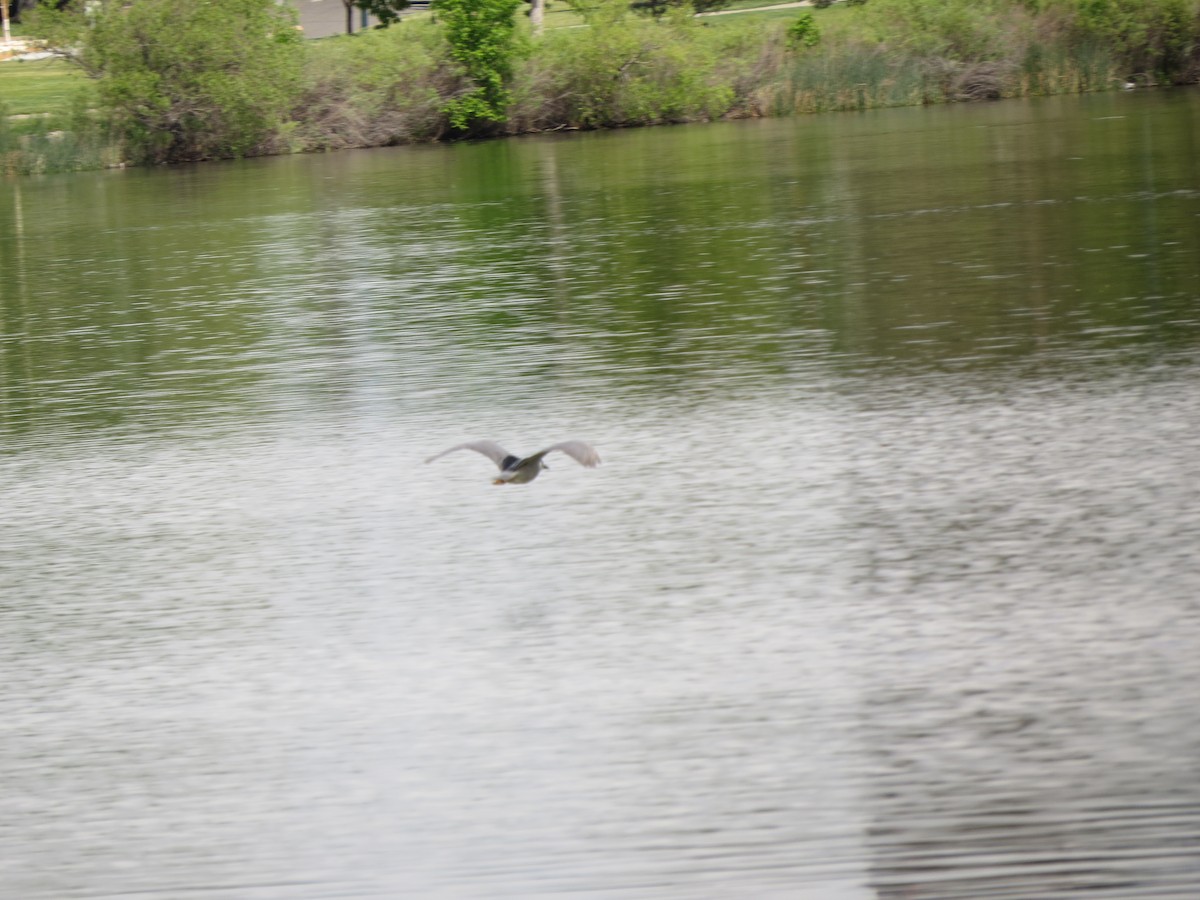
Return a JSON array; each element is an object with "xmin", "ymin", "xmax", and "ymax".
[
  {"xmin": 758, "ymin": 33, "xmax": 1124, "ymax": 116},
  {"xmin": 1018, "ymin": 37, "xmax": 1122, "ymax": 95},
  {"xmin": 0, "ymin": 94, "xmax": 123, "ymax": 176},
  {"xmin": 730, "ymin": 0, "xmax": 1141, "ymax": 117},
  {"xmin": 765, "ymin": 41, "xmax": 932, "ymax": 114}
]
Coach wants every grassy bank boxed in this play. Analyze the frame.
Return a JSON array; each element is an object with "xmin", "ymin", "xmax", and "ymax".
[
  {"xmin": 4, "ymin": 0, "xmax": 1199, "ymax": 175},
  {"xmin": 0, "ymin": 58, "xmax": 118, "ymax": 175},
  {"xmin": 0, "ymin": 57, "xmax": 87, "ymax": 117}
]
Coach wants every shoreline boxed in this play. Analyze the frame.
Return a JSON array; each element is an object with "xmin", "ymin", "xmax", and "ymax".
[{"xmin": 4, "ymin": 0, "xmax": 1194, "ymax": 177}]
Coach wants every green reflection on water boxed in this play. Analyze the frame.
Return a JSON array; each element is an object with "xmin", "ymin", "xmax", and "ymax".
[{"xmin": 2, "ymin": 90, "xmax": 1198, "ymax": 440}]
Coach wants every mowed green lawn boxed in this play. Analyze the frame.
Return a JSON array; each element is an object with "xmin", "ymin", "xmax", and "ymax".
[{"xmin": 0, "ymin": 57, "xmax": 89, "ymax": 117}]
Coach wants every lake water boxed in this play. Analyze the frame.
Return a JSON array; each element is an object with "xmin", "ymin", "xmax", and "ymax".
[{"xmin": 2, "ymin": 89, "xmax": 1199, "ymax": 899}]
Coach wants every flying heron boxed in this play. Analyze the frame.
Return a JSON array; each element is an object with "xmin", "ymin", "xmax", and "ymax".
[{"xmin": 425, "ymin": 440, "xmax": 601, "ymax": 485}]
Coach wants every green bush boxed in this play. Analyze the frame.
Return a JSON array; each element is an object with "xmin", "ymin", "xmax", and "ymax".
[
  {"xmin": 787, "ymin": 13, "xmax": 821, "ymax": 49},
  {"xmin": 512, "ymin": 5, "xmax": 735, "ymax": 128},
  {"xmin": 39, "ymin": 0, "xmax": 305, "ymax": 163},
  {"xmin": 1049, "ymin": 0, "xmax": 1200, "ymax": 81},
  {"xmin": 854, "ymin": 0, "xmax": 1032, "ymax": 61}
]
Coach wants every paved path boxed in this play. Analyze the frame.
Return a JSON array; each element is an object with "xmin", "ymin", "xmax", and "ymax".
[
  {"xmin": 292, "ymin": 0, "xmax": 814, "ymax": 37},
  {"xmin": 0, "ymin": 38, "xmax": 50, "ymax": 62},
  {"xmin": 697, "ymin": 0, "xmax": 811, "ymax": 15}
]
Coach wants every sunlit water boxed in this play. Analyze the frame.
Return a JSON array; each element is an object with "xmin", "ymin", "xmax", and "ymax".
[{"xmin": 2, "ymin": 89, "xmax": 1200, "ymax": 899}]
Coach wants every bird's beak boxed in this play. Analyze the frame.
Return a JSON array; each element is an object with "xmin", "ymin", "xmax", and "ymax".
[{"xmin": 492, "ymin": 479, "xmax": 506, "ymax": 485}]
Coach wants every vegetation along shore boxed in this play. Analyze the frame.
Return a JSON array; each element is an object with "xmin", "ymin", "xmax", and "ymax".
[{"xmin": 2, "ymin": 0, "xmax": 1199, "ymax": 175}]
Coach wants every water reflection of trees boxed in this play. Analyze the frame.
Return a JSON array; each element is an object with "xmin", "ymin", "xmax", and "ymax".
[
  {"xmin": 5, "ymin": 95, "xmax": 1200, "ymax": 439},
  {"xmin": 400, "ymin": 109, "xmax": 1200, "ymax": 395},
  {"xmin": 0, "ymin": 165, "xmax": 315, "ymax": 438}
]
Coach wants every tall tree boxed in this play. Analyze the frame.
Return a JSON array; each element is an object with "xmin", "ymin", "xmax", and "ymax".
[{"xmin": 434, "ymin": 0, "xmax": 523, "ymax": 131}]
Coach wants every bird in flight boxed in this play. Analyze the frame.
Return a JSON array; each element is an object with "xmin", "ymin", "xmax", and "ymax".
[{"xmin": 425, "ymin": 440, "xmax": 601, "ymax": 485}]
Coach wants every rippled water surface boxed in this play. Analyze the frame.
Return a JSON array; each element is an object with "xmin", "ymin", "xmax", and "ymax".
[{"xmin": 3, "ymin": 90, "xmax": 1200, "ymax": 899}]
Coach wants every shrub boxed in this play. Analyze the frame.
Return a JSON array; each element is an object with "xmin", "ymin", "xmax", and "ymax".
[
  {"xmin": 1048, "ymin": 0, "xmax": 1200, "ymax": 82},
  {"xmin": 511, "ymin": 5, "xmax": 735, "ymax": 129},
  {"xmin": 854, "ymin": 0, "xmax": 1032, "ymax": 61},
  {"xmin": 300, "ymin": 22, "xmax": 456, "ymax": 148},
  {"xmin": 38, "ymin": 0, "xmax": 305, "ymax": 163}
]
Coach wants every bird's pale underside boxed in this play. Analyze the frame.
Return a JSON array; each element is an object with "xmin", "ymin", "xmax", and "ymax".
[{"xmin": 425, "ymin": 440, "xmax": 601, "ymax": 485}]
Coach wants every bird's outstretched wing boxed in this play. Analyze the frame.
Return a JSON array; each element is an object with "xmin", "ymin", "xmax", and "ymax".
[
  {"xmin": 425, "ymin": 440, "xmax": 513, "ymax": 468},
  {"xmin": 527, "ymin": 441, "xmax": 602, "ymax": 468}
]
